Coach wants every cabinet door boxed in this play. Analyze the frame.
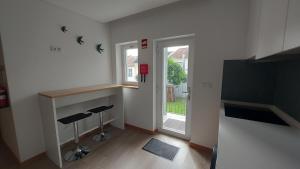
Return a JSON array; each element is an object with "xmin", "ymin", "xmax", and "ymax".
[
  {"xmin": 256, "ymin": 0, "xmax": 289, "ymax": 59},
  {"xmin": 284, "ymin": 0, "xmax": 300, "ymax": 51},
  {"xmin": 246, "ymin": 0, "xmax": 262, "ymax": 58}
]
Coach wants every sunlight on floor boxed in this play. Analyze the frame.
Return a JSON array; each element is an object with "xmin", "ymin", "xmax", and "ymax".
[{"xmin": 163, "ymin": 113, "xmax": 186, "ymax": 133}]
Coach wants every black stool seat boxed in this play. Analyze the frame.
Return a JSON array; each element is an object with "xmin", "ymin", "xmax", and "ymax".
[
  {"xmin": 58, "ymin": 113, "xmax": 92, "ymax": 124},
  {"xmin": 88, "ymin": 105, "xmax": 114, "ymax": 114}
]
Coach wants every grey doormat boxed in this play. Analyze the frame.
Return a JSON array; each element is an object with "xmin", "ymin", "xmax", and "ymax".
[{"xmin": 142, "ymin": 138, "xmax": 179, "ymax": 161}]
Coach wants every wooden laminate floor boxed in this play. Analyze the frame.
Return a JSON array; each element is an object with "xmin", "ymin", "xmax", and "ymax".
[{"xmin": 0, "ymin": 127, "xmax": 211, "ymax": 169}]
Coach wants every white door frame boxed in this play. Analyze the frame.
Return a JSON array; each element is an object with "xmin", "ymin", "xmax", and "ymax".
[{"xmin": 155, "ymin": 35, "xmax": 195, "ymax": 140}]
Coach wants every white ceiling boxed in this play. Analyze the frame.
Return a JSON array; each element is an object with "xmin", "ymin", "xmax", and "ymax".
[{"xmin": 43, "ymin": 0, "xmax": 181, "ymax": 23}]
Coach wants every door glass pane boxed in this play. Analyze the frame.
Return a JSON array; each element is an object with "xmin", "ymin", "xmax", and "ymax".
[{"xmin": 163, "ymin": 45, "xmax": 189, "ymax": 134}]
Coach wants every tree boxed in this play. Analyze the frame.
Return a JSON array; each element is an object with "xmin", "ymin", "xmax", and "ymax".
[{"xmin": 167, "ymin": 58, "xmax": 187, "ymax": 85}]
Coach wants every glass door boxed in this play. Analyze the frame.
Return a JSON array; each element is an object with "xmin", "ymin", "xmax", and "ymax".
[
  {"xmin": 163, "ymin": 45, "xmax": 189, "ymax": 134},
  {"xmin": 156, "ymin": 36, "xmax": 194, "ymax": 139}
]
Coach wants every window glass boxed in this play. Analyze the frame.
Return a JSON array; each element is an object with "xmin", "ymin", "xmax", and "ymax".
[{"xmin": 125, "ymin": 47, "xmax": 138, "ymax": 83}]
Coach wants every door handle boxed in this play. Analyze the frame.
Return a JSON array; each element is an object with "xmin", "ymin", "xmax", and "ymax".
[{"xmin": 183, "ymin": 87, "xmax": 191, "ymax": 100}]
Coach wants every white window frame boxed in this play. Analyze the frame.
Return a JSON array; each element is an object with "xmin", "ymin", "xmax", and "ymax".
[{"xmin": 121, "ymin": 42, "xmax": 139, "ymax": 85}]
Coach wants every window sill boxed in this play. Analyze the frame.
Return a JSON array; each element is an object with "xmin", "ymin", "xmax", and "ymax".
[{"xmin": 122, "ymin": 84, "xmax": 139, "ymax": 89}]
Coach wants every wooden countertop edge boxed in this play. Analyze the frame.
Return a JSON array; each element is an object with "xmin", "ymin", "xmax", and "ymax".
[
  {"xmin": 39, "ymin": 84, "xmax": 139, "ymax": 98},
  {"xmin": 39, "ymin": 84, "xmax": 123, "ymax": 98},
  {"xmin": 122, "ymin": 84, "xmax": 139, "ymax": 89}
]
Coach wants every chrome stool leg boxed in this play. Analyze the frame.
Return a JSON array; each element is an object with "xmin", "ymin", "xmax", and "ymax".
[
  {"xmin": 64, "ymin": 121, "xmax": 90, "ymax": 161},
  {"xmin": 93, "ymin": 111, "xmax": 110, "ymax": 142}
]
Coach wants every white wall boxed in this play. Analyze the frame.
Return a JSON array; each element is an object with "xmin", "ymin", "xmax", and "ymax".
[
  {"xmin": 0, "ymin": 0, "xmax": 112, "ymax": 161},
  {"xmin": 110, "ymin": 0, "xmax": 249, "ymax": 147},
  {"xmin": 0, "ymin": 107, "xmax": 19, "ymax": 158},
  {"xmin": 0, "ymin": 29, "xmax": 19, "ymax": 160},
  {"xmin": 0, "ymin": 38, "xmax": 8, "ymax": 86}
]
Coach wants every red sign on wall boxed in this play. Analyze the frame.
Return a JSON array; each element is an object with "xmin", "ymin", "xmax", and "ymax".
[{"xmin": 141, "ymin": 39, "xmax": 148, "ymax": 49}]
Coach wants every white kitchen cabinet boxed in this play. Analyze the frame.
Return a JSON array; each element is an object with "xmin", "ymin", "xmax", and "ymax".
[
  {"xmin": 256, "ymin": 0, "xmax": 289, "ymax": 59},
  {"xmin": 246, "ymin": 0, "xmax": 262, "ymax": 58},
  {"xmin": 284, "ymin": 0, "xmax": 300, "ymax": 51}
]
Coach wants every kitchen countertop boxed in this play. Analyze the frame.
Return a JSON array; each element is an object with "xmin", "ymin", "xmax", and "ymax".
[
  {"xmin": 39, "ymin": 84, "xmax": 123, "ymax": 98},
  {"xmin": 216, "ymin": 102, "xmax": 300, "ymax": 169},
  {"xmin": 39, "ymin": 84, "xmax": 139, "ymax": 98}
]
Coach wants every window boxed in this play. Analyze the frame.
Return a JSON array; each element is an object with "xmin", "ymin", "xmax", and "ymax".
[
  {"xmin": 122, "ymin": 43, "xmax": 138, "ymax": 84},
  {"xmin": 128, "ymin": 68, "xmax": 133, "ymax": 77}
]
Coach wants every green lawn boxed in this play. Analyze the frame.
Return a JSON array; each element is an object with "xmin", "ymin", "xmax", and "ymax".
[{"xmin": 166, "ymin": 98, "xmax": 186, "ymax": 116}]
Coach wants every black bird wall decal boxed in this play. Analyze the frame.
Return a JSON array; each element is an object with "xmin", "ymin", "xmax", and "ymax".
[
  {"xmin": 96, "ymin": 44, "xmax": 104, "ymax": 54},
  {"xmin": 77, "ymin": 36, "xmax": 84, "ymax": 45}
]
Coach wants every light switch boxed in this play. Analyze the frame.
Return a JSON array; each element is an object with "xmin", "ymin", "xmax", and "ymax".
[
  {"xmin": 202, "ymin": 82, "xmax": 213, "ymax": 88},
  {"xmin": 50, "ymin": 45, "xmax": 62, "ymax": 52}
]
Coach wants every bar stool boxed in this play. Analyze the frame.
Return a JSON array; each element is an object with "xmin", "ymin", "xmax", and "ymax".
[
  {"xmin": 58, "ymin": 113, "xmax": 92, "ymax": 161},
  {"xmin": 88, "ymin": 105, "xmax": 114, "ymax": 142}
]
